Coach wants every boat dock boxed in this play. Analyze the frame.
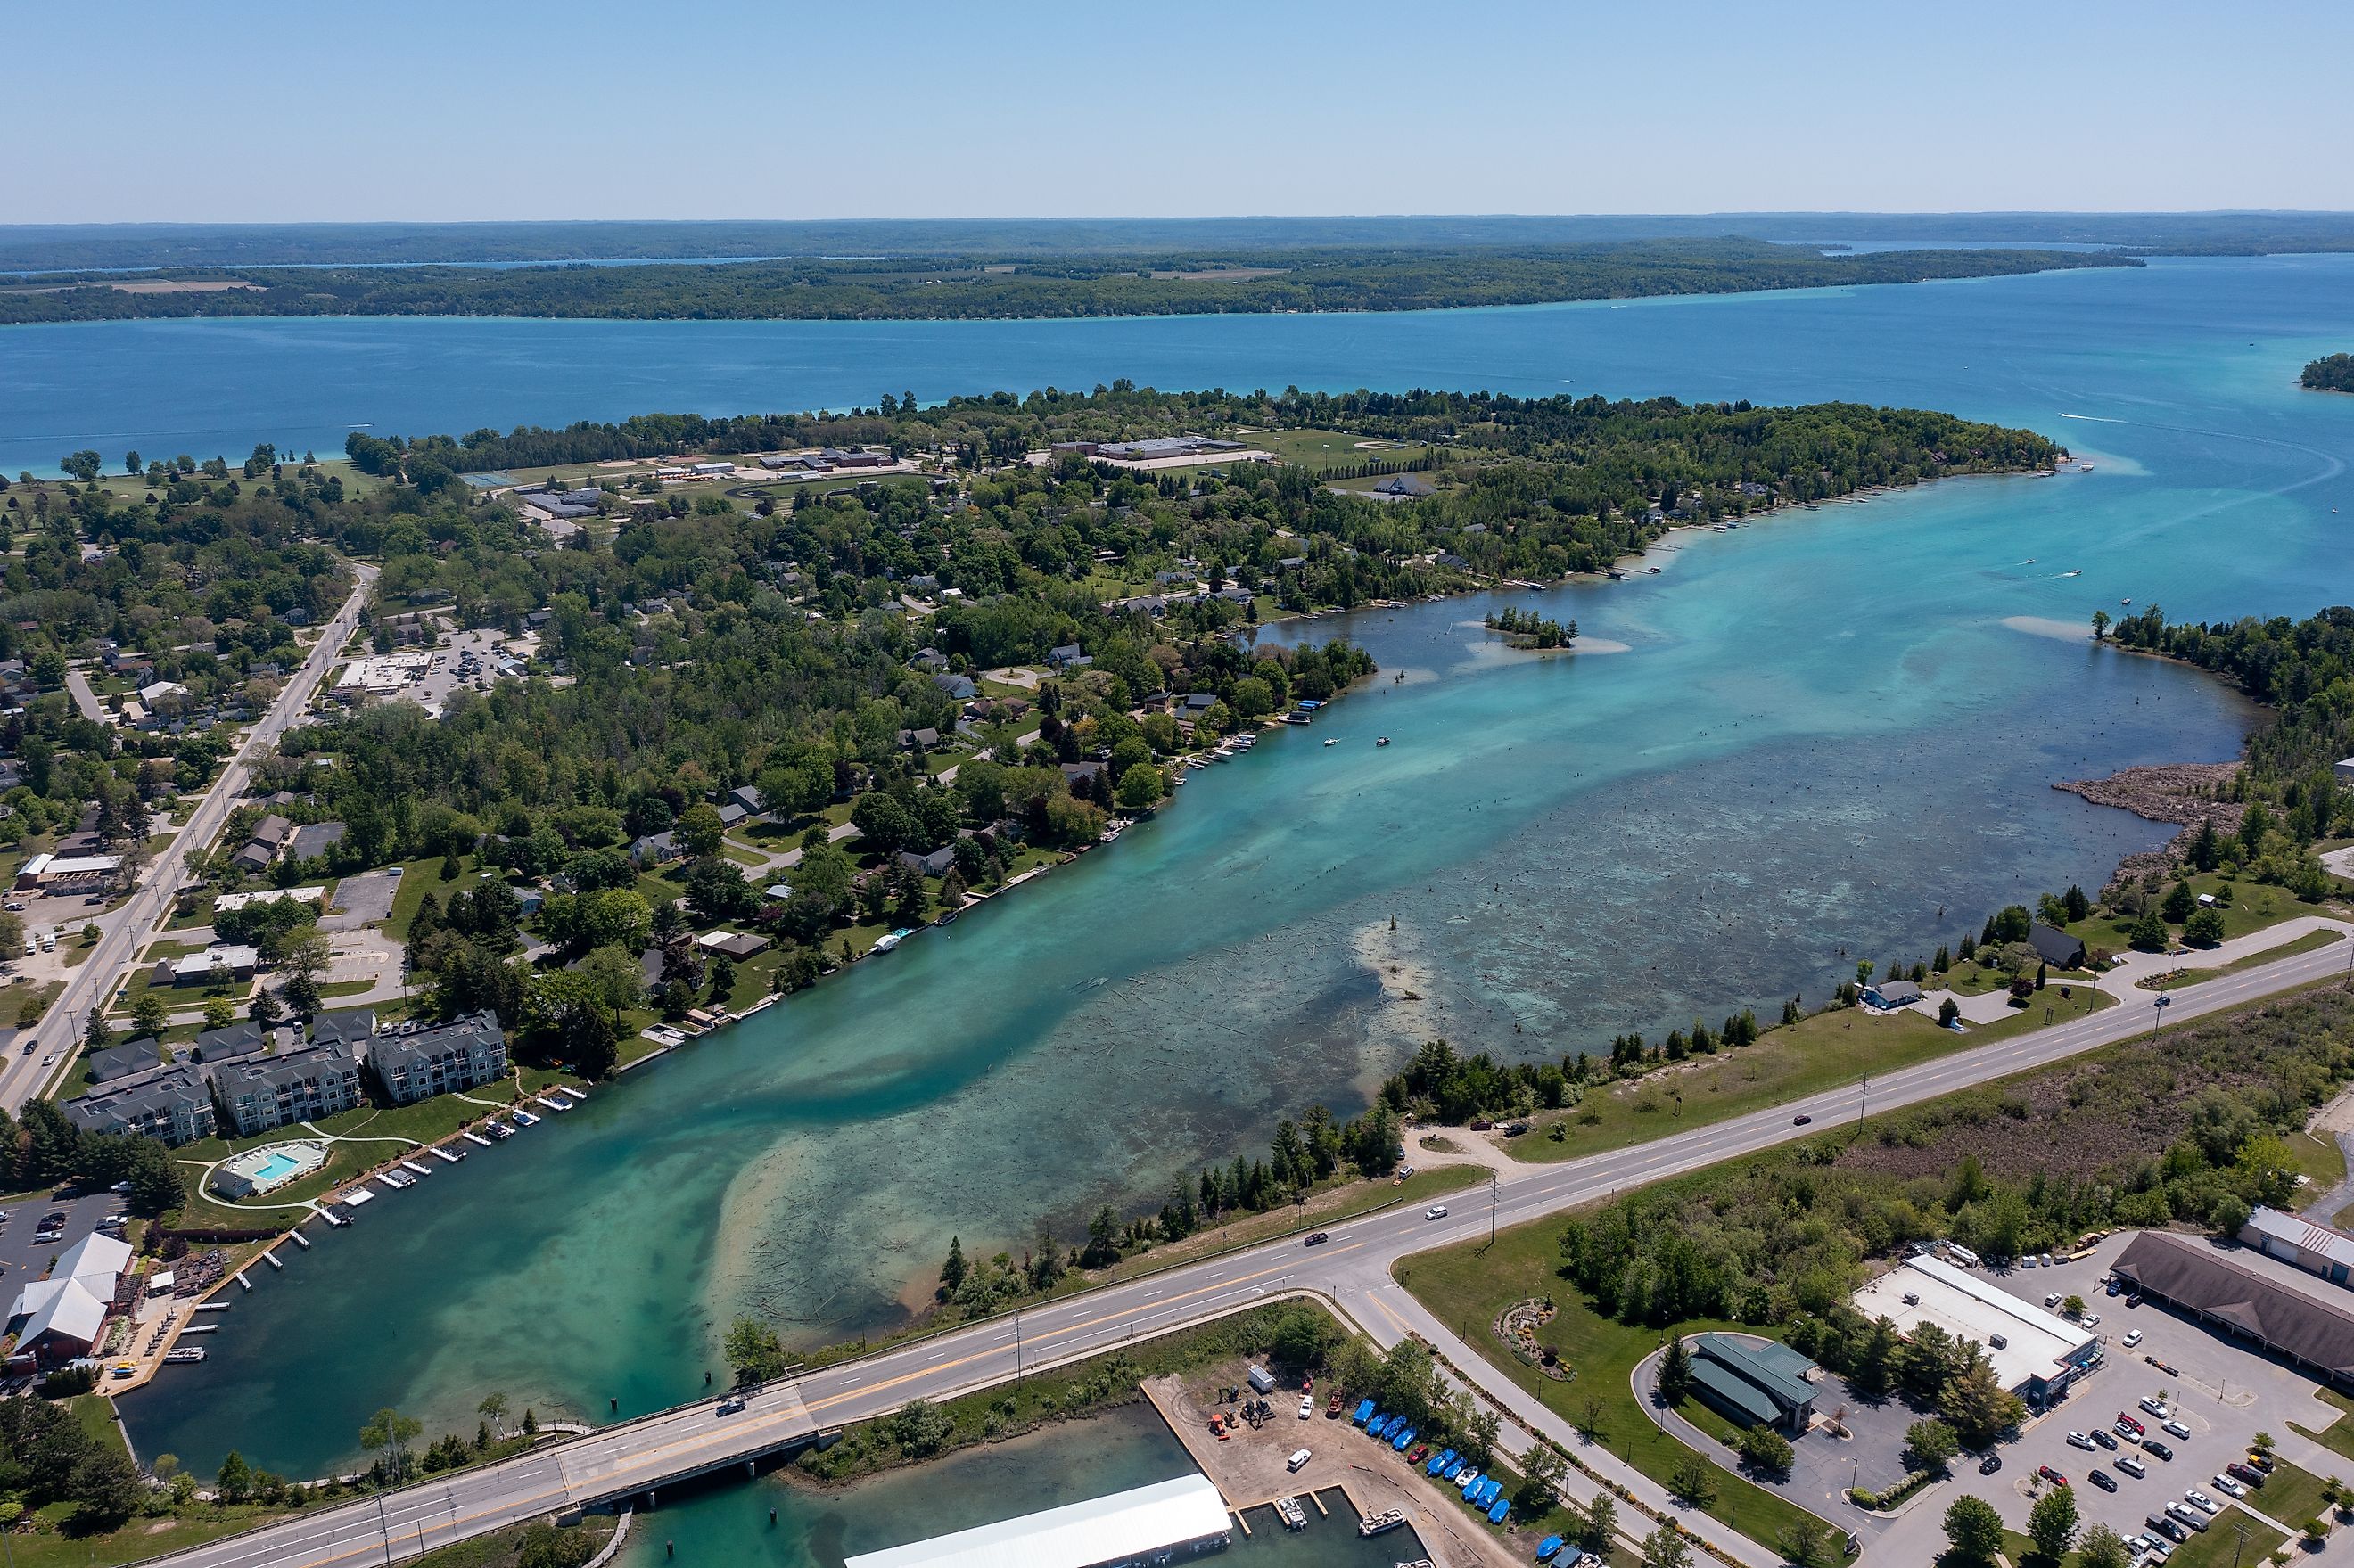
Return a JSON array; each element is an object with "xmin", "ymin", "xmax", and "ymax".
[{"xmin": 1140, "ymin": 1375, "xmax": 1513, "ymax": 1568}]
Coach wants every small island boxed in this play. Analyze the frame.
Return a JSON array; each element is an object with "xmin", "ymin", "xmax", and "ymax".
[
  {"xmin": 2300, "ymin": 353, "xmax": 2354, "ymax": 392},
  {"xmin": 1485, "ymin": 606, "xmax": 1579, "ymax": 648}
]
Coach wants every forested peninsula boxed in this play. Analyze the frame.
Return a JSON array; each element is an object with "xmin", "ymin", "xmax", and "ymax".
[
  {"xmin": 0, "ymin": 239, "xmax": 2136, "ymax": 324},
  {"xmin": 2303, "ymin": 354, "xmax": 2354, "ymax": 392}
]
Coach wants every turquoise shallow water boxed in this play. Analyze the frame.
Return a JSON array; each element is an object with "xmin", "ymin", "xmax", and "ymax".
[{"xmin": 101, "ymin": 257, "xmax": 2354, "ymax": 1489}]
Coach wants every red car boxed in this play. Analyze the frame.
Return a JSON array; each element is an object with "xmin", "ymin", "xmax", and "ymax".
[
  {"xmin": 2116, "ymin": 1412, "xmax": 2145, "ymax": 1435},
  {"xmin": 2037, "ymin": 1465, "xmax": 2070, "ymax": 1487}
]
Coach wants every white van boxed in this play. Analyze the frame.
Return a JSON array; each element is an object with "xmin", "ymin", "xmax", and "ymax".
[{"xmin": 1287, "ymin": 1449, "xmax": 1311, "ymax": 1473}]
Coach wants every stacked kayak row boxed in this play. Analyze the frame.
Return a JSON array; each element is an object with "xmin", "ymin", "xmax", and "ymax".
[{"xmin": 1352, "ymin": 1399, "xmax": 1513, "ymax": 1529}]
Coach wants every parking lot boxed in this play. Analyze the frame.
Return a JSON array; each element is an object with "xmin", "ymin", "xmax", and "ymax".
[
  {"xmin": 0, "ymin": 1186, "xmax": 130, "ymax": 1309},
  {"xmin": 1874, "ymin": 1231, "xmax": 2354, "ymax": 1562}
]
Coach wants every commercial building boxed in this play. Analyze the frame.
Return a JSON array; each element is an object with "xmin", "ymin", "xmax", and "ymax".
[
  {"xmin": 13, "ymin": 851, "xmax": 122, "ymax": 892},
  {"xmin": 842, "ymin": 1474, "xmax": 1230, "ymax": 1568},
  {"xmin": 370, "ymin": 1012, "xmax": 508, "ymax": 1106},
  {"xmin": 2114, "ymin": 1230, "xmax": 2354, "ymax": 1387},
  {"xmin": 7, "ymin": 1233, "xmax": 133, "ymax": 1366},
  {"xmin": 152, "ymin": 944, "xmax": 260, "ymax": 987},
  {"xmin": 1089, "ymin": 436, "xmax": 1246, "ymax": 464},
  {"xmin": 1849, "ymin": 1253, "xmax": 2098, "ymax": 1402},
  {"xmin": 2241, "ymin": 1206, "xmax": 2354, "ymax": 1288},
  {"xmin": 209, "ymin": 1039, "xmax": 365, "ymax": 1136},
  {"xmin": 1684, "ymin": 1333, "xmax": 1819, "ymax": 1431}
]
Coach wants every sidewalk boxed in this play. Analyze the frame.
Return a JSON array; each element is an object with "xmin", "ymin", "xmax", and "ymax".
[{"xmin": 1336, "ymin": 1276, "xmax": 1786, "ymax": 1568}]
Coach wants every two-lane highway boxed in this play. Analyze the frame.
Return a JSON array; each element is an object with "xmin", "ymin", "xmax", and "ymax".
[
  {"xmin": 3, "ymin": 566, "xmax": 375, "ymax": 1112},
  {"xmin": 150, "ymin": 921, "xmax": 2354, "ymax": 1568}
]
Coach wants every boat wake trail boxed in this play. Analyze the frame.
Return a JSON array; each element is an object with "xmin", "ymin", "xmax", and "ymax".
[{"xmin": 2059, "ymin": 413, "xmax": 2129, "ymax": 423}]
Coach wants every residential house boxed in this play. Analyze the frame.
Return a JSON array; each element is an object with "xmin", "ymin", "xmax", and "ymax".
[
  {"xmin": 86, "ymin": 1042, "xmax": 160, "ymax": 1083},
  {"xmin": 899, "ymin": 727, "xmax": 941, "ymax": 752},
  {"xmin": 933, "ymin": 673, "xmax": 977, "ymax": 702},
  {"xmin": 208, "ymin": 1040, "xmax": 365, "ymax": 1137},
  {"xmin": 629, "ymin": 831, "xmax": 679, "ymax": 866},
  {"xmin": 696, "ymin": 929, "xmax": 772, "ymax": 960},
  {"xmin": 307, "ymin": 1008, "xmax": 379, "ymax": 1054},
  {"xmin": 370, "ymin": 1012, "xmax": 509, "ymax": 1106},
  {"xmin": 192, "ymin": 1021, "xmax": 268, "ymax": 1063},
  {"xmin": 1048, "ymin": 644, "xmax": 1091, "ymax": 670},
  {"xmin": 727, "ymin": 784, "xmax": 766, "ymax": 817},
  {"xmin": 62, "ymin": 1063, "xmax": 218, "ymax": 1146},
  {"xmin": 2029, "ymin": 924, "xmax": 2088, "ymax": 970},
  {"xmin": 898, "ymin": 845, "xmax": 956, "ymax": 879},
  {"xmin": 1864, "ymin": 978, "xmax": 1923, "ymax": 1010}
]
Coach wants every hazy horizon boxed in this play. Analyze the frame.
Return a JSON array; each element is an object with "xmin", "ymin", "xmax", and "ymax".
[{"xmin": 10, "ymin": 0, "xmax": 2350, "ymax": 224}]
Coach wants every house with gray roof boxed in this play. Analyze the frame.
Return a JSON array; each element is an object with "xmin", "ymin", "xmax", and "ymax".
[
  {"xmin": 62, "ymin": 1063, "xmax": 218, "ymax": 1145},
  {"xmin": 209, "ymin": 1040, "xmax": 364, "ymax": 1137},
  {"xmin": 369, "ymin": 1011, "xmax": 508, "ymax": 1106}
]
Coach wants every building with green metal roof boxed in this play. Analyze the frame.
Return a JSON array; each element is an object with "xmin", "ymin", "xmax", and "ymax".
[{"xmin": 1686, "ymin": 1332, "xmax": 1818, "ymax": 1431}]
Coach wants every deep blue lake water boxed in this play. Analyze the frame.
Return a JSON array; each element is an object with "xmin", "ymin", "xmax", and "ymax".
[{"xmin": 30, "ymin": 259, "xmax": 2349, "ymax": 1509}]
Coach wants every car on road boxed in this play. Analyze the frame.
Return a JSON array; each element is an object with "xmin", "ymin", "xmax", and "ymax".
[
  {"xmin": 2092, "ymin": 1428, "xmax": 2118, "ymax": 1450},
  {"xmin": 1791, "ymin": 1113, "xmax": 1811, "ymax": 1125},
  {"xmin": 1302, "ymin": 1232, "xmax": 1329, "ymax": 1247},
  {"xmin": 1979, "ymin": 1453, "xmax": 2002, "ymax": 1474},
  {"xmin": 2123, "ymin": 1329, "xmax": 2144, "ymax": 1347},
  {"xmin": 2143, "ymin": 1438, "xmax": 2175, "ymax": 1461},
  {"xmin": 2088, "ymin": 1469, "xmax": 2118, "ymax": 1492},
  {"xmin": 715, "ymin": 1397, "xmax": 745, "ymax": 1416},
  {"xmin": 2067, "ymin": 1432, "xmax": 2095, "ymax": 1451},
  {"xmin": 2037, "ymin": 1465, "xmax": 2069, "ymax": 1487},
  {"xmin": 2210, "ymin": 1474, "xmax": 2246, "ymax": 1498},
  {"xmin": 37, "ymin": 1055, "xmax": 54, "ymax": 1068},
  {"xmin": 1424, "ymin": 1205, "xmax": 1448, "ymax": 1220},
  {"xmin": 2118, "ymin": 1455, "xmax": 2148, "ymax": 1478},
  {"xmin": 2162, "ymin": 1419, "xmax": 2191, "ymax": 1441}
]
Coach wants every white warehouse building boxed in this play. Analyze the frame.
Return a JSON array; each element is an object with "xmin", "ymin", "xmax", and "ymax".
[
  {"xmin": 844, "ymin": 1474, "xmax": 1230, "ymax": 1568},
  {"xmin": 1850, "ymin": 1253, "xmax": 2100, "ymax": 1404}
]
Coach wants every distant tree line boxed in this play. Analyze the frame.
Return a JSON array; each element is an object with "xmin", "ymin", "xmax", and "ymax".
[{"xmin": 0, "ymin": 241, "xmax": 2136, "ymax": 325}]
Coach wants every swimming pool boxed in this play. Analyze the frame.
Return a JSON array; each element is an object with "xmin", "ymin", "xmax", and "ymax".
[{"xmin": 212, "ymin": 1142, "xmax": 330, "ymax": 1199}]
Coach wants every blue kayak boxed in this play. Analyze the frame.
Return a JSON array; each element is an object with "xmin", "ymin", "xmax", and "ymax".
[
  {"xmin": 1535, "ymin": 1536, "xmax": 1563, "ymax": 1562},
  {"xmin": 1428, "ymin": 1448, "xmax": 1456, "ymax": 1477},
  {"xmin": 1391, "ymin": 1426, "xmax": 1415, "ymax": 1451},
  {"xmin": 1488, "ymin": 1497, "xmax": 1510, "ymax": 1524},
  {"xmin": 1352, "ymin": 1399, "xmax": 1375, "ymax": 1424}
]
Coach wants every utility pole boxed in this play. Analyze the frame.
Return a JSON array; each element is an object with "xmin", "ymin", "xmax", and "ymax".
[
  {"xmin": 1487, "ymin": 1173, "xmax": 1499, "ymax": 1247},
  {"xmin": 1014, "ymin": 1309, "xmax": 1023, "ymax": 1387},
  {"xmin": 1857, "ymin": 1075, "xmax": 1869, "ymax": 1130},
  {"xmin": 374, "ymin": 1491, "xmax": 394, "ymax": 1568},
  {"xmin": 2152, "ymin": 994, "xmax": 2171, "ymax": 1038}
]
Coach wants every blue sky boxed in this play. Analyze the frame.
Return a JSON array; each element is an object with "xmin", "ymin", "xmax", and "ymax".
[{"xmin": 9, "ymin": 0, "xmax": 2350, "ymax": 222}]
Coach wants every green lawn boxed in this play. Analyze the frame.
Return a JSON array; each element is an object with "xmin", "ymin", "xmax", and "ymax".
[
  {"xmin": 1240, "ymin": 427, "xmax": 1435, "ymax": 469},
  {"xmin": 2145, "ymin": 927, "xmax": 2344, "ymax": 989},
  {"xmin": 2062, "ymin": 870, "xmax": 2327, "ymax": 957},
  {"xmin": 170, "ymin": 1077, "xmax": 528, "ymax": 1231},
  {"xmin": 2163, "ymin": 1506, "xmax": 2286, "ymax": 1568},
  {"xmin": 4, "ymin": 1505, "xmax": 294, "ymax": 1567},
  {"xmin": 2287, "ymin": 1129, "xmax": 2349, "ymax": 1207},
  {"xmin": 385, "ymin": 853, "xmax": 473, "ymax": 940},
  {"xmin": 2241, "ymin": 1453, "xmax": 2339, "ymax": 1534},
  {"xmin": 69, "ymin": 1393, "xmax": 129, "ymax": 1461},
  {"xmin": 1398, "ymin": 1211, "xmax": 1838, "ymax": 1555},
  {"xmin": 1516, "ymin": 989, "xmax": 2115, "ymax": 1164}
]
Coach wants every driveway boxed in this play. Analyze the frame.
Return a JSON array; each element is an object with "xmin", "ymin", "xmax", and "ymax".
[{"xmin": 1632, "ymin": 1340, "xmax": 1911, "ymax": 1540}]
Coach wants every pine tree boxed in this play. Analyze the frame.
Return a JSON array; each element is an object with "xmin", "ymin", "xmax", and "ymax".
[
  {"xmin": 1658, "ymin": 1335, "xmax": 1694, "ymax": 1404},
  {"xmin": 939, "ymin": 1236, "xmax": 967, "ymax": 1296}
]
